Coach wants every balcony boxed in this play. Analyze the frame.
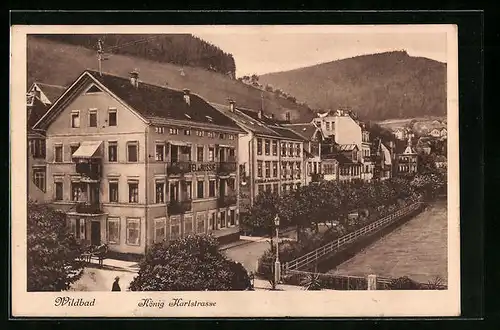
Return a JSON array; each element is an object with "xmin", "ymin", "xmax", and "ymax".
[
  {"xmin": 75, "ymin": 201, "xmax": 103, "ymax": 215},
  {"xmin": 310, "ymin": 173, "xmax": 324, "ymax": 182},
  {"xmin": 217, "ymin": 194, "xmax": 237, "ymax": 208},
  {"xmin": 167, "ymin": 200, "xmax": 192, "ymax": 215},
  {"xmin": 217, "ymin": 161, "xmax": 237, "ymax": 175},
  {"xmin": 192, "ymin": 162, "xmax": 218, "ymax": 172},
  {"xmin": 167, "ymin": 161, "xmax": 193, "ymax": 176},
  {"xmin": 75, "ymin": 162, "xmax": 101, "ymax": 181}
]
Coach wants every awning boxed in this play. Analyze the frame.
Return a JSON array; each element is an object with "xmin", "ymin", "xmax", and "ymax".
[{"xmin": 72, "ymin": 141, "xmax": 102, "ymax": 159}]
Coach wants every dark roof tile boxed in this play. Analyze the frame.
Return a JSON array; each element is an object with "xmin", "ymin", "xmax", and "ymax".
[
  {"xmin": 86, "ymin": 70, "xmax": 241, "ymax": 130},
  {"xmin": 270, "ymin": 126, "xmax": 305, "ymax": 141},
  {"xmin": 34, "ymin": 82, "xmax": 67, "ymax": 103},
  {"xmin": 282, "ymin": 123, "xmax": 320, "ymax": 141},
  {"xmin": 210, "ymin": 103, "xmax": 281, "ymax": 137},
  {"xmin": 28, "ymin": 97, "xmax": 50, "ymax": 129}
]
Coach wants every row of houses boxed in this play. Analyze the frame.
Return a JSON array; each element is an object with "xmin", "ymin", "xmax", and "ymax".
[
  {"xmin": 393, "ymin": 122, "xmax": 447, "ymax": 141},
  {"xmin": 26, "ymin": 69, "xmax": 421, "ymax": 256}
]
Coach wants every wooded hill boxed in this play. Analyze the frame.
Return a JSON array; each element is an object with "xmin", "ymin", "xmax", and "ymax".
[
  {"xmin": 27, "ymin": 36, "xmax": 314, "ymax": 122},
  {"xmin": 36, "ymin": 34, "xmax": 237, "ymax": 78},
  {"xmin": 259, "ymin": 51, "xmax": 447, "ymax": 121}
]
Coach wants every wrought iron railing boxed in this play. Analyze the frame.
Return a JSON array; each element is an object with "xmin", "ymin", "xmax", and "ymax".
[
  {"xmin": 310, "ymin": 173, "xmax": 324, "ymax": 182},
  {"xmin": 167, "ymin": 200, "xmax": 192, "ymax": 214},
  {"xmin": 283, "ymin": 201, "xmax": 423, "ymax": 272},
  {"xmin": 217, "ymin": 194, "xmax": 237, "ymax": 208},
  {"xmin": 75, "ymin": 201, "xmax": 103, "ymax": 214},
  {"xmin": 167, "ymin": 161, "xmax": 193, "ymax": 175},
  {"xmin": 75, "ymin": 162, "xmax": 101, "ymax": 180},
  {"xmin": 217, "ymin": 161, "xmax": 237, "ymax": 174}
]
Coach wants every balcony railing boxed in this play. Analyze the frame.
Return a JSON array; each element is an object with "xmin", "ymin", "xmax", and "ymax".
[
  {"xmin": 75, "ymin": 162, "xmax": 101, "ymax": 180},
  {"xmin": 75, "ymin": 201, "xmax": 103, "ymax": 215},
  {"xmin": 310, "ymin": 173, "xmax": 324, "ymax": 182},
  {"xmin": 167, "ymin": 161, "xmax": 193, "ymax": 175},
  {"xmin": 217, "ymin": 161, "xmax": 237, "ymax": 175},
  {"xmin": 217, "ymin": 194, "xmax": 237, "ymax": 208},
  {"xmin": 167, "ymin": 200, "xmax": 192, "ymax": 215}
]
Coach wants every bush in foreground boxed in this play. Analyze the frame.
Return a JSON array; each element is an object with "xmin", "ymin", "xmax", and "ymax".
[{"xmin": 129, "ymin": 235, "xmax": 251, "ymax": 291}]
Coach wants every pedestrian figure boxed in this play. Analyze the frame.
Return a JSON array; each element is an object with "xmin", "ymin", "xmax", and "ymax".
[{"xmin": 112, "ymin": 276, "xmax": 121, "ymax": 291}]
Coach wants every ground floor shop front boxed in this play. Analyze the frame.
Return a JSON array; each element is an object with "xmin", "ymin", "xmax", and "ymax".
[{"xmin": 66, "ymin": 205, "xmax": 240, "ymax": 255}]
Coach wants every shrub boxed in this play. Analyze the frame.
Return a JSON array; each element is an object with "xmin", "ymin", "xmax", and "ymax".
[
  {"xmin": 27, "ymin": 202, "xmax": 85, "ymax": 291},
  {"xmin": 129, "ymin": 234, "xmax": 251, "ymax": 291},
  {"xmin": 388, "ymin": 276, "xmax": 423, "ymax": 290}
]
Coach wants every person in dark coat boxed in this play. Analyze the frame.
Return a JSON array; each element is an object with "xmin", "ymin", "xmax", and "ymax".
[{"xmin": 112, "ymin": 276, "xmax": 121, "ymax": 291}]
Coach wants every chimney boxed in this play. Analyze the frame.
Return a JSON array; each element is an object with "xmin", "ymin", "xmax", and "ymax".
[
  {"xmin": 228, "ymin": 99, "xmax": 235, "ymax": 112},
  {"xmin": 183, "ymin": 89, "xmax": 191, "ymax": 106},
  {"xmin": 258, "ymin": 110, "xmax": 263, "ymax": 119},
  {"xmin": 129, "ymin": 70, "xmax": 139, "ymax": 88},
  {"xmin": 270, "ymin": 114, "xmax": 274, "ymax": 119}
]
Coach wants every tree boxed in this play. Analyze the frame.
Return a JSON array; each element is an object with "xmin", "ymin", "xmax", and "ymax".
[
  {"xmin": 241, "ymin": 191, "xmax": 284, "ymax": 235},
  {"xmin": 411, "ymin": 172, "xmax": 445, "ymax": 199},
  {"xmin": 418, "ymin": 152, "xmax": 438, "ymax": 174},
  {"xmin": 129, "ymin": 235, "xmax": 251, "ymax": 291},
  {"xmin": 27, "ymin": 202, "xmax": 85, "ymax": 291}
]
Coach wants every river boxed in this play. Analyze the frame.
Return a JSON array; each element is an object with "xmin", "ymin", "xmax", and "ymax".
[{"xmin": 328, "ymin": 199, "xmax": 448, "ymax": 284}]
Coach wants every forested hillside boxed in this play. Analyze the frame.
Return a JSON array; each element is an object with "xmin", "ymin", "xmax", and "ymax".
[
  {"xmin": 27, "ymin": 36, "xmax": 314, "ymax": 122},
  {"xmin": 260, "ymin": 51, "xmax": 447, "ymax": 121},
  {"xmin": 36, "ymin": 34, "xmax": 237, "ymax": 78}
]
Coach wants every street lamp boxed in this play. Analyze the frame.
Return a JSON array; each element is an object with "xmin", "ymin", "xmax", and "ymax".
[{"xmin": 274, "ymin": 214, "xmax": 281, "ymax": 286}]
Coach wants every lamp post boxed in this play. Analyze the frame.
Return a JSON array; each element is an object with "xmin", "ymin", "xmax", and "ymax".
[{"xmin": 274, "ymin": 214, "xmax": 281, "ymax": 286}]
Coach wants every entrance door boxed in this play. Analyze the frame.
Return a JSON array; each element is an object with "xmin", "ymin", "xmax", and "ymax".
[{"xmin": 91, "ymin": 221, "xmax": 101, "ymax": 246}]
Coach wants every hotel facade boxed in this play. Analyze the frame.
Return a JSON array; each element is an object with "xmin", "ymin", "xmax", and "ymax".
[
  {"xmin": 33, "ymin": 70, "xmax": 244, "ymax": 255},
  {"xmin": 212, "ymin": 102, "xmax": 305, "ymax": 213}
]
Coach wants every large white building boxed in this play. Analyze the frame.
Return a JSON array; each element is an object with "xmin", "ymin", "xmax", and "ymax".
[{"xmin": 312, "ymin": 109, "xmax": 373, "ymax": 182}]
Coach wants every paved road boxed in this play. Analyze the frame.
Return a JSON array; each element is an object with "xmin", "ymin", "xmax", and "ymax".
[
  {"xmin": 223, "ymin": 228, "xmax": 297, "ymax": 273},
  {"xmin": 223, "ymin": 240, "xmax": 271, "ymax": 273},
  {"xmin": 329, "ymin": 200, "xmax": 448, "ymax": 284}
]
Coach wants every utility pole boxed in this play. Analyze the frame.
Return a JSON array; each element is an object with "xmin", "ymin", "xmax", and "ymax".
[{"xmin": 97, "ymin": 39, "xmax": 108, "ymax": 76}]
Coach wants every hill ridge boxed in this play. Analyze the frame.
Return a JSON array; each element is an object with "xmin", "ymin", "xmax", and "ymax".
[{"xmin": 260, "ymin": 50, "xmax": 446, "ymax": 121}]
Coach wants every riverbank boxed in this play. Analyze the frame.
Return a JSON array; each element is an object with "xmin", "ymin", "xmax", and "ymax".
[{"xmin": 327, "ymin": 199, "xmax": 448, "ymax": 284}]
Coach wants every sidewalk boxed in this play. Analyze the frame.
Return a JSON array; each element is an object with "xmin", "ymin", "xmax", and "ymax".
[
  {"xmin": 253, "ymin": 279, "xmax": 304, "ymax": 291},
  {"xmin": 70, "ymin": 259, "xmax": 139, "ymax": 292}
]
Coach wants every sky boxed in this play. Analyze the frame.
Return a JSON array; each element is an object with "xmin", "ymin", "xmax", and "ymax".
[{"xmin": 185, "ymin": 25, "xmax": 449, "ymax": 77}]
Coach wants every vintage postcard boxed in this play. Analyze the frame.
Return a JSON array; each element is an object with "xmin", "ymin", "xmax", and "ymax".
[{"xmin": 11, "ymin": 24, "xmax": 460, "ymax": 317}]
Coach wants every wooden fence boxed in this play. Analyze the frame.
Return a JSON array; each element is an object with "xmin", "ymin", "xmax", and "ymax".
[{"xmin": 282, "ymin": 269, "xmax": 447, "ymax": 290}]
